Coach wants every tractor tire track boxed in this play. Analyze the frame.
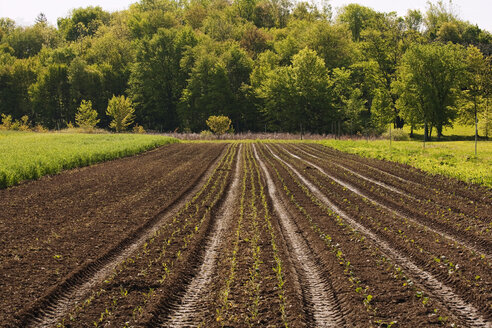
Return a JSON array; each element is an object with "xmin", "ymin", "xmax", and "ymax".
[
  {"xmin": 264, "ymin": 144, "xmax": 490, "ymax": 328},
  {"xmin": 18, "ymin": 145, "xmax": 229, "ymax": 328},
  {"xmin": 303, "ymin": 143, "xmax": 492, "ymax": 213},
  {"xmin": 280, "ymin": 144, "xmax": 491, "ymax": 260},
  {"xmin": 253, "ymin": 144, "xmax": 345, "ymax": 328},
  {"xmin": 158, "ymin": 145, "xmax": 243, "ymax": 327}
]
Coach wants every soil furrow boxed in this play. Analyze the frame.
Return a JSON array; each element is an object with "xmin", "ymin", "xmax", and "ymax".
[
  {"xmin": 305, "ymin": 144, "xmax": 492, "ymax": 216},
  {"xmin": 253, "ymin": 144, "xmax": 345, "ymax": 328},
  {"xmin": 265, "ymin": 144, "xmax": 490, "ymax": 328},
  {"xmin": 282, "ymin": 144, "xmax": 491, "ymax": 260},
  {"xmin": 159, "ymin": 145, "xmax": 243, "ymax": 327},
  {"xmin": 293, "ymin": 145, "xmax": 406, "ymax": 195},
  {"xmin": 17, "ymin": 145, "xmax": 228, "ymax": 328},
  {"xmin": 300, "ymin": 143, "xmax": 491, "ymax": 224}
]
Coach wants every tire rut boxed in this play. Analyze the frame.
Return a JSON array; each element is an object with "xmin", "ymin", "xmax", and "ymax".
[
  {"xmin": 253, "ymin": 144, "xmax": 345, "ymax": 328},
  {"xmin": 283, "ymin": 144, "xmax": 491, "ymax": 261},
  {"xmin": 264, "ymin": 144, "xmax": 490, "ymax": 328},
  {"xmin": 305, "ymin": 144, "xmax": 492, "ymax": 210},
  {"xmin": 158, "ymin": 145, "xmax": 243, "ymax": 327},
  {"xmin": 18, "ymin": 146, "xmax": 228, "ymax": 328}
]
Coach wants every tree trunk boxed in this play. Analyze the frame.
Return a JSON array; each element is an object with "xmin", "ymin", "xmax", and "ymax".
[
  {"xmin": 475, "ymin": 102, "xmax": 478, "ymax": 156},
  {"xmin": 389, "ymin": 124, "xmax": 392, "ymax": 149},
  {"xmin": 486, "ymin": 97, "xmax": 490, "ymax": 139},
  {"xmin": 410, "ymin": 126, "xmax": 414, "ymax": 138},
  {"xmin": 395, "ymin": 115, "xmax": 404, "ymax": 128},
  {"xmin": 424, "ymin": 122, "xmax": 428, "ymax": 148}
]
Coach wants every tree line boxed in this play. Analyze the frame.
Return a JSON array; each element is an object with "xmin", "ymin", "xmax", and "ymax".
[{"xmin": 0, "ymin": 0, "xmax": 491, "ymax": 138}]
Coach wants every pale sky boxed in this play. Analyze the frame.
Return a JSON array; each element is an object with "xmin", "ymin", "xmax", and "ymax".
[{"xmin": 1, "ymin": 0, "xmax": 491, "ymax": 32}]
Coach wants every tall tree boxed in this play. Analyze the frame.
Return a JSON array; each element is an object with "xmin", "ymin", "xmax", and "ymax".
[
  {"xmin": 337, "ymin": 4, "xmax": 378, "ymax": 42},
  {"xmin": 461, "ymin": 45, "xmax": 491, "ymax": 154},
  {"xmin": 393, "ymin": 43, "xmax": 467, "ymax": 140},
  {"xmin": 29, "ymin": 64, "xmax": 71, "ymax": 129},
  {"xmin": 129, "ymin": 27, "xmax": 197, "ymax": 131},
  {"xmin": 257, "ymin": 47, "xmax": 332, "ymax": 133},
  {"xmin": 179, "ymin": 51, "xmax": 233, "ymax": 132},
  {"xmin": 57, "ymin": 6, "xmax": 110, "ymax": 41}
]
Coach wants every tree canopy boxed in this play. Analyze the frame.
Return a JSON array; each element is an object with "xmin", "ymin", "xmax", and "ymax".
[{"xmin": 0, "ymin": 0, "xmax": 491, "ymax": 137}]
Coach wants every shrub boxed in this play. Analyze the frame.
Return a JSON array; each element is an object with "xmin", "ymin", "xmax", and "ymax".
[
  {"xmin": 75, "ymin": 100, "xmax": 100, "ymax": 129},
  {"xmin": 206, "ymin": 115, "xmax": 232, "ymax": 136},
  {"xmin": 200, "ymin": 130, "xmax": 214, "ymax": 139},
  {"xmin": 382, "ymin": 128, "xmax": 410, "ymax": 141},
  {"xmin": 133, "ymin": 124, "xmax": 146, "ymax": 134},
  {"xmin": 1, "ymin": 114, "xmax": 13, "ymax": 130},
  {"xmin": 0, "ymin": 114, "xmax": 31, "ymax": 131},
  {"xmin": 33, "ymin": 124, "xmax": 48, "ymax": 133},
  {"xmin": 17, "ymin": 116, "xmax": 30, "ymax": 131},
  {"xmin": 106, "ymin": 95, "xmax": 135, "ymax": 132}
]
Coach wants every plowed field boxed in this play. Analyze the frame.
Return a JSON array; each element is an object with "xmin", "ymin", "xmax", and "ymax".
[{"xmin": 1, "ymin": 143, "xmax": 491, "ymax": 327}]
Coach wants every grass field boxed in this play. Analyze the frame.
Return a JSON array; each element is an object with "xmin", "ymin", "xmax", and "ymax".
[
  {"xmin": 318, "ymin": 139, "xmax": 492, "ymax": 188},
  {"xmin": 0, "ymin": 131, "xmax": 178, "ymax": 188},
  {"xmin": 401, "ymin": 123, "xmax": 491, "ymax": 141}
]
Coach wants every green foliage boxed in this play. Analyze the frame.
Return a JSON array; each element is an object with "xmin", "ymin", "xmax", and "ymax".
[
  {"xmin": 344, "ymin": 88, "xmax": 367, "ymax": 134},
  {"xmin": 75, "ymin": 100, "xmax": 100, "ymax": 128},
  {"xmin": 337, "ymin": 4, "xmax": 378, "ymax": 41},
  {"xmin": 57, "ymin": 6, "xmax": 110, "ymax": 41},
  {"xmin": 199, "ymin": 130, "xmax": 214, "ymax": 139},
  {"xmin": 257, "ymin": 47, "xmax": 333, "ymax": 132},
  {"xmin": 371, "ymin": 88, "xmax": 394, "ymax": 132},
  {"xmin": 382, "ymin": 128, "xmax": 410, "ymax": 141},
  {"xmin": 0, "ymin": 113, "xmax": 13, "ymax": 130},
  {"xmin": 133, "ymin": 124, "xmax": 146, "ymax": 134},
  {"xmin": 29, "ymin": 63, "xmax": 71, "ymax": 129},
  {"xmin": 0, "ymin": 131, "xmax": 178, "ymax": 188},
  {"xmin": 206, "ymin": 115, "xmax": 232, "ymax": 135},
  {"xmin": 459, "ymin": 46, "xmax": 491, "ymax": 126},
  {"xmin": 129, "ymin": 27, "xmax": 197, "ymax": 131},
  {"xmin": 0, "ymin": 113, "xmax": 31, "ymax": 131},
  {"xmin": 0, "ymin": 0, "xmax": 491, "ymax": 136},
  {"xmin": 106, "ymin": 95, "xmax": 135, "ymax": 132},
  {"xmin": 178, "ymin": 44, "xmax": 240, "ymax": 132},
  {"xmin": 394, "ymin": 43, "xmax": 467, "ymax": 139}
]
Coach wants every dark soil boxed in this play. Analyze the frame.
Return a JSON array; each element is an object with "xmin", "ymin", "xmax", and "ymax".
[
  {"xmin": 2, "ymin": 142, "xmax": 490, "ymax": 328},
  {"xmin": 0, "ymin": 143, "xmax": 225, "ymax": 325}
]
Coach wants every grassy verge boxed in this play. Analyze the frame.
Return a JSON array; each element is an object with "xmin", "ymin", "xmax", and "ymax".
[
  {"xmin": 401, "ymin": 124, "xmax": 490, "ymax": 141},
  {"xmin": 0, "ymin": 131, "xmax": 178, "ymax": 188},
  {"xmin": 317, "ymin": 139, "xmax": 492, "ymax": 188}
]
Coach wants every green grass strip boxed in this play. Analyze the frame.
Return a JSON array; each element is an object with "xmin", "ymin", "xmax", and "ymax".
[
  {"xmin": 0, "ymin": 131, "xmax": 178, "ymax": 188},
  {"xmin": 317, "ymin": 139, "xmax": 492, "ymax": 188}
]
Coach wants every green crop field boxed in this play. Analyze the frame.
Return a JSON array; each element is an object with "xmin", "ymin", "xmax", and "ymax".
[
  {"xmin": 318, "ymin": 139, "xmax": 492, "ymax": 188},
  {"xmin": 0, "ymin": 131, "xmax": 178, "ymax": 188}
]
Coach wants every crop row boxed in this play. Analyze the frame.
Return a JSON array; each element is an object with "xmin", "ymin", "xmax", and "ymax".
[
  {"xmin": 55, "ymin": 144, "xmax": 237, "ymax": 327},
  {"xmin": 299, "ymin": 144, "xmax": 491, "ymax": 246},
  {"xmin": 216, "ymin": 144, "xmax": 291, "ymax": 327},
  {"xmin": 304, "ymin": 143, "xmax": 491, "ymax": 223},
  {"xmin": 258, "ymin": 144, "xmax": 460, "ymax": 326},
  {"xmin": 270, "ymin": 144, "xmax": 491, "ymax": 318}
]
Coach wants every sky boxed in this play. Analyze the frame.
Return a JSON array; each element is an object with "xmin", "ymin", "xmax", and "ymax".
[{"xmin": 1, "ymin": 0, "xmax": 491, "ymax": 32}]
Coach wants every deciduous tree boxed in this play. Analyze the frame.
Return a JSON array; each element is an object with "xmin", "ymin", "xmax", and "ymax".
[
  {"xmin": 106, "ymin": 95, "xmax": 135, "ymax": 132},
  {"xmin": 75, "ymin": 100, "xmax": 99, "ymax": 128},
  {"xmin": 394, "ymin": 43, "xmax": 467, "ymax": 140}
]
